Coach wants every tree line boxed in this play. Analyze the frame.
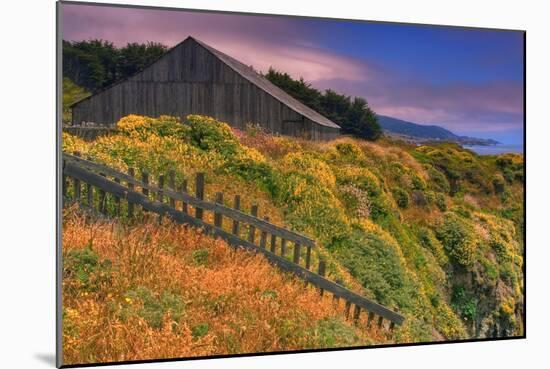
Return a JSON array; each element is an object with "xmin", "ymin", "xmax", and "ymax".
[
  {"xmin": 63, "ymin": 39, "xmax": 381, "ymax": 140},
  {"xmin": 63, "ymin": 40, "xmax": 167, "ymax": 92},
  {"xmin": 264, "ymin": 68, "xmax": 381, "ymax": 140}
]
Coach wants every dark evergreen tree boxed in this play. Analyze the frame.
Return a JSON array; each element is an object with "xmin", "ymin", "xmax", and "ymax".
[
  {"xmin": 266, "ymin": 68, "xmax": 381, "ymax": 140},
  {"xmin": 62, "ymin": 40, "xmax": 168, "ymax": 92}
]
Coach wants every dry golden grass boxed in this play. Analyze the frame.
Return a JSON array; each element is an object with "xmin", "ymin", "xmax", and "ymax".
[{"xmin": 62, "ymin": 207, "xmax": 389, "ymax": 365}]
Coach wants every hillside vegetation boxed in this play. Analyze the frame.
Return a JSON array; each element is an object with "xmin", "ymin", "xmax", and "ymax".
[
  {"xmin": 62, "ymin": 114, "xmax": 524, "ymax": 355},
  {"xmin": 62, "ymin": 206, "xmax": 383, "ymax": 365}
]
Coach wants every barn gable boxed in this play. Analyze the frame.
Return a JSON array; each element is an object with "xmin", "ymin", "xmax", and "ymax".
[{"xmin": 71, "ymin": 36, "xmax": 340, "ymax": 140}]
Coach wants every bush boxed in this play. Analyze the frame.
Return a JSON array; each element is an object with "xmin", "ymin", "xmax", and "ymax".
[
  {"xmin": 424, "ymin": 190, "xmax": 436, "ymax": 205},
  {"xmin": 338, "ymin": 169, "xmax": 391, "ymax": 222},
  {"xmin": 335, "ymin": 142, "xmax": 362, "ymax": 158},
  {"xmin": 311, "ymin": 317, "xmax": 359, "ymax": 347},
  {"xmin": 417, "ymin": 227, "xmax": 448, "ymax": 266},
  {"xmin": 335, "ymin": 230, "xmax": 408, "ymax": 306},
  {"xmin": 63, "ymin": 246, "xmax": 112, "ymax": 293},
  {"xmin": 435, "ymin": 193, "xmax": 447, "ymax": 211},
  {"xmin": 492, "ymin": 174, "xmax": 506, "ymax": 194},
  {"xmin": 391, "ymin": 187, "xmax": 410, "ymax": 208},
  {"xmin": 451, "ymin": 285, "xmax": 478, "ymax": 322},
  {"xmin": 192, "ymin": 249, "xmax": 209, "ymax": 266},
  {"xmin": 186, "ymin": 115, "xmax": 240, "ymax": 157},
  {"xmin": 339, "ymin": 184, "xmax": 371, "ymax": 218},
  {"xmin": 281, "ymin": 152, "xmax": 336, "ymax": 189},
  {"xmin": 191, "ymin": 323, "xmax": 210, "ymax": 339},
  {"xmin": 121, "ymin": 286, "xmax": 185, "ymax": 329},
  {"xmin": 426, "ymin": 165, "xmax": 451, "ymax": 193},
  {"xmin": 411, "ymin": 174, "xmax": 427, "ymax": 190},
  {"xmin": 118, "ymin": 114, "xmax": 190, "ymax": 140},
  {"xmin": 435, "ymin": 213, "xmax": 477, "ymax": 267}
]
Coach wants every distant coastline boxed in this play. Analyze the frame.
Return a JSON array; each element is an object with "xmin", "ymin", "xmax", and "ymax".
[{"xmin": 463, "ymin": 144, "xmax": 524, "ymax": 156}]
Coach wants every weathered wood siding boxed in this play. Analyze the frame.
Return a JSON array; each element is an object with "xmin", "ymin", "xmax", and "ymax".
[{"xmin": 72, "ymin": 39, "xmax": 339, "ymax": 141}]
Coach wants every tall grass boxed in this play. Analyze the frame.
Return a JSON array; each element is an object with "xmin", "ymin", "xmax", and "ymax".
[{"xmin": 62, "ymin": 206, "xmax": 388, "ymax": 364}]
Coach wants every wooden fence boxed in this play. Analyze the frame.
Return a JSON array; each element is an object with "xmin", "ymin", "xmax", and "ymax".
[{"xmin": 62, "ymin": 152, "xmax": 405, "ymax": 330}]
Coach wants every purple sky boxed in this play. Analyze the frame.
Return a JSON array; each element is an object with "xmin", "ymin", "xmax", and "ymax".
[{"xmin": 62, "ymin": 3, "xmax": 525, "ymax": 144}]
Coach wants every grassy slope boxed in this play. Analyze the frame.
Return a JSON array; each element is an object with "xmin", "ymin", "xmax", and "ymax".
[
  {"xmin": 62, "ymin": 78, "xmax": 90, "ymax": 123},
  {"xmin": 62, "ymin": 114, "xmax": 524, "ymax": 353},
  {"xmin": 62, "ymin": 206, "xmax": 384, "ymax": 365}
]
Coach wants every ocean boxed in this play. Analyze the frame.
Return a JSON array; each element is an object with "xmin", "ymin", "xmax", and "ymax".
[{"xmin": 462, "ymin": 144, "xmax": 524, "ymax": 156}]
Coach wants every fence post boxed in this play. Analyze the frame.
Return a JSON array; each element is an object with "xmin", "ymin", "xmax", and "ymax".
[
  {"xmin": 377, "ymin": 316, "xmax": 384, "ymax": 329},
  {"xmin": 389, "ymin": 308, "xmax": 399, "ymax": 331},
  {"xmin": 305, "ymin": 243, "xmax": 312, "ymax": 270},
  {"xmin": 73, "ymin": 152, "xmax": 81, "ymax": 201},
  {"xmin": 270, "ymin": 234, "xmax": 277, "ymax": 253},
  {"xmin": 157, "ymin": 174, "xmax": 165, "ymax": 203},
  {"xmin": 367, "ymin": 312, "xmax": 375, "ymax": 328},
  {"xmin": 127, "ymin": 168, "xmax": 135, "ymax": 217},
  {"xmin": 344, "ymin": 301, "xmax": 352, "ymax": 319},
  {"xmin": 168, "ymin": 170, "xmax": 176, "ymax": 208},
  {"xmin": 62, "ymin": 173, "xmax": 67, "ymax": 199},
  {"xmin": 293, "ymin": 242, "xmax": 301, "ymax": 264},
  {"xmin": 281, "ymin": 238, "xmax": 287, "ymax": 257},
  {"xmin": 98, "ymin": 173, "xmax": 106, "ymax": 214},
  {"xmin": 232, "ymin": 195, "xmax": 240, "ymax": 235},
  {"xmin": 195, "ymin": 173, "xmax": 204, "ymax": 220},
  {"xmin": 260, "ymin": 216, "xmax": 269, "ymax": 248},
  {"xmin": 353, "ymin": 305, "xmax": 361, "ymax": 325},
  {"xmin": 180, "ymin": 179, "xmax": 188, "ymax": 213},
  {"xmin": 248, "ymin": 204, "xmax": 258, "ymax": 243},
  {"xmin": 141, "ymin": 171, "xmax": 149, "ymax": 214},
  {"xmin": 318, "ymin": 260, "xmax": 326, "ymax": 296},
  {"xmin": 86, "ymin": 183, "xmax": 93, "ymax": 209},
  {"xmin": 86, "ymin": 156, "xmax": 93, "ymax": 208},
  {"xmin": 114, "ymin": 177, "xmax": 121, "ymax": 215},
  {"xmin": 142, "ymin": 171, "xmax": 149, "ymax": 197},
  {"xmin": 214, "ymin": 192, "xmax": 224, "ymax": 227}
]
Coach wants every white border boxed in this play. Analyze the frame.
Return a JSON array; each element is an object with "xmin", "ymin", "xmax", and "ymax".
[{"xmin": 1, "ymin": 0, "xmax": 547, "ymax": 368}]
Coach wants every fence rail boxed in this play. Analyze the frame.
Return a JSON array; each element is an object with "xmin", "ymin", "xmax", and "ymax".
[{"xmin": 62, "ymin": 152, "xmax": 405, "ymax": 329}]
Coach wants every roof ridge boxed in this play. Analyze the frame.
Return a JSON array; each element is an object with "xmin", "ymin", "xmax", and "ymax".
[{"xmin": 191, "ymin": 37, "xmax": 340, "ymax": 129}]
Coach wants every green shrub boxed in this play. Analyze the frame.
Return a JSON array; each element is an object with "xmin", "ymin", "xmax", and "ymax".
[
  {"xmin": 118, "ymin": 115, "xmax": 190, "ymax": 141},
  {"xmin": 492, "ymin": 174, "xmax": 506, "ymax": 194},
  {"xmin": 335, "ymin": 230, "xmax": 408, "ymax": 306},
  {"xmin": 63, "ymin": 246, "xmax": 112, "ymax": 292},
  {"xmin": 435, "ymin": 213, "xmax": 477, "ymax": 267},
  {"xmin": 391, "ymin": 187, "xmax": 410, "ymax": 209},
  {"xmin": 451, "ymin": 285, "xmax": 478, "ymax": 322},
  {"xmin": 186, "ymin": 115, "xmax": 240, "ymax": 157},
  {"xmin": 411, "ymin": 174, "xmax": 427, "ymax": 190},
  {"xmin": 417, "ymin": 227, "xmax": 448, "ymax": 266},
  {"xmin": 191, "ymin": 323, "xmax": 210, "ymax": 339},
  {"xmin": 435, "ymin": 193, "xmax": 447, "ymax": 211},
  {"xmin": 121, "ymin": 286, "xmax": 185, "ymax": 329},
  {"xmin": 426, "ymin": 165, "xmax": 450, "ymax": 193},
  {"xmin": 192, "ymin": 249, "xmax": 209, "ymax": 266},
  {"xmin": 335, "ymin": 142, "xmax": 362, "ymax": 158},
  {"xmin": 424, "ymin": 190, "xmax": 436, "ymax": 205},
  {"xmin": 310, "ymin": 317, "xmax": 359, "ymax": 347}
]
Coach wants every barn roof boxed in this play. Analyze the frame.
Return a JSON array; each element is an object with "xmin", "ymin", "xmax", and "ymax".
[{"xmin": 190, "ymin": 37, "xmax": 340, "ymax": 129}]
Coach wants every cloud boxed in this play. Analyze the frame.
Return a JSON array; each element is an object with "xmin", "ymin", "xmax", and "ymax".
[
  {"xmin": 314, "ymin": 73, "xmax": 523, "ymax": 134},
  {"xmin": 62, "ymin": 4, "xmax": 369, "ymax": 83}
]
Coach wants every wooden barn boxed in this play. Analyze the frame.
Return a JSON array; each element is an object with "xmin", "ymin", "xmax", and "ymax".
[{"xmin": 71, "ymin": 36, "xmax": 340, "ymax": 140}]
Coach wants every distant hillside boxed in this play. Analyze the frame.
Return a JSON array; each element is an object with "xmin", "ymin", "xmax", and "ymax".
[{"xmin": 377, "ymin": 115, "xmax": 499, "ymax": 146}]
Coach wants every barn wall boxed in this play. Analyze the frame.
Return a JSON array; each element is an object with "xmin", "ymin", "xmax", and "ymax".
[{"xmin": 71, "ymin": 39, "xmax": 339, "ymax": 140}]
